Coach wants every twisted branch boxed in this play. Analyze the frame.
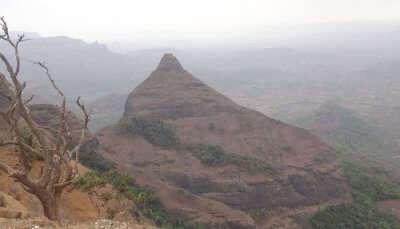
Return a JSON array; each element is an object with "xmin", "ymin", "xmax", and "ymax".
[{"xmin": 0, "ymin": 17, "xmax": 90, "ymax": 220}]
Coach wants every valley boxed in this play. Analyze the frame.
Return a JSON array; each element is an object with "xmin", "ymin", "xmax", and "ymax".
[{"xmin": 1, "ymin": 11, "xmax": 400, "ymax": 228}]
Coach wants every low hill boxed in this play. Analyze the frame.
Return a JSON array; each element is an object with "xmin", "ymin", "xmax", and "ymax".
[{"xmin": 294, "ymin": 102, "xmax": 395, "ymax": 155}]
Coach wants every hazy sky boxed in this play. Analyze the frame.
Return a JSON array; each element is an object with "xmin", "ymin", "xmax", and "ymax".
[{"xmin": 1, "ymin": 0, "xmax": 400, "ymax": 42}]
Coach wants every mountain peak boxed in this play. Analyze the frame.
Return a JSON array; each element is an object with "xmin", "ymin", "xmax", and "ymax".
[
  {"xmin": 123, "ymin": 54, "xmax": 239, "ymax": 119},
  {"xmin": 155, "ymin": 53, "xmax": 185, "ymax": 72}
]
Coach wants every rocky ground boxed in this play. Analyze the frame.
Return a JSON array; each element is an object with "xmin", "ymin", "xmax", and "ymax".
[{"xmin": 0, "ymin": 219, "xmax": 158, "ymax": 229}]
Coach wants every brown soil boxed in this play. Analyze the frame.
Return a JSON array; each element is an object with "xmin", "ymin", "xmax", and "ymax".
[{"xmin": 0, "ymin": 104, "xmax": 155, "ymax": 228}]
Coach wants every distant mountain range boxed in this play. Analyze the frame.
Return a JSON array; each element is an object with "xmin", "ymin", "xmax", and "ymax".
[{"xmin": 1, "ymin": 22, "xmax": 400, "ymax": 138}]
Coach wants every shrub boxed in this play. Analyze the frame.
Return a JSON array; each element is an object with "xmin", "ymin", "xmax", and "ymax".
[
  {"xmin": 311, "ymin": 200, "xmax": 400, "ymax": 229},
  {"xmin": 248, "ymin": 208, "xmax": 272, "ymax": 222},
  {"xmin": 188, "ymin": 144, "xmax": 226, "ymax": 165},
  {"xmin": 229, "ymin": 154, "xmax": 273, "ymax": 172},
  {"xmin": 74, "ymin": 171, "xmax": 107, "ymax": 192},
  {"xmin": 73, "ymin": 171, "xmax": 109, "ymax": 217},
  {"xmin": 187, "ymin": 143, "xmax": 273, "ymax": 172},
  {"xmin": 102, "ymin": 170, "xmax": 135, "ymax": 194},
  {"xmin": 120, "ymin": 117, "xmax": 180, "ymax": 149},
  {"xmin": 120, "ymin": 118, "xmax": 272, "ymax": 172},
  {"xmin": 79, "ymin": 148, "xmax": 115, "ymax": 172},
  {"xmin": 310, "ymin": 162, "xmax": 400, "ymax": 229},
  {"xmin": 343, "ymin": 162, "xmax": 400, "ymax": 201},
  {"xmin": 75, "ymin": 170, "xmax": 205, "ymax": 229}
]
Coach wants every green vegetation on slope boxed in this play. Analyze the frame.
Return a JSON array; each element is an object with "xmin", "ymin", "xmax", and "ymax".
[
  {"xmin": 311, "ymin": 162, "xmax": 400, "ymax": 229},
  {"xmin": 187, "ymin": 143, "xmax": 274, "ymax": 172},
  {"xmin": 80, "ymin": 146, "xmax": 116, "ymax": 172},
  {"xmin": 295, "ymin": 104, "xmax": 400, "ymax": 228},
  {"xmin": 120, "ymin": 117, "xmax": 180, "ymax": 149},
  {"xmin": 311, "ymin": 197, "xmax": 399, "ymax": 229},
  {"xmin": 247, "ymin": 208, "xmax": 273, "ymax": 223},
  {"xmin": 75, "ymin": 170, "xmax": 206, "ymax": 229},
  {"xmin": 345, "ymin": 162, "xmax": 400, "ymax": 201},
  {"xmin": 120, "ymin": 116, "xmax": 273, "ymax": 173}
]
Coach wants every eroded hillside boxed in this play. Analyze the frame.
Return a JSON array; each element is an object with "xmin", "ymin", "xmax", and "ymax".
[{"xmin": 93, "ymin": 54, "xmax": 351, "ymax": 229}]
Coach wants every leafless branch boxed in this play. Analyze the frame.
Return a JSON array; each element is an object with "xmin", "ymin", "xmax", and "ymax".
[
  {"xmin": 35, "ymin": 62, "xmax": 64, "ymax": 97},
  {"xmin": 24, "ymin": 95, "xmax": 34, "ymax": 105}
]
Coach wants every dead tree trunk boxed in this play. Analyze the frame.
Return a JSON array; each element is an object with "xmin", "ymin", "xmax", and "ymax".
[
  {"xmin": 38, "ymin": 189, "xmax": 58, "ymax": 220},
  {"xmin": 0, "ymin": 17, "xmax": 90, "ymax": 221}
]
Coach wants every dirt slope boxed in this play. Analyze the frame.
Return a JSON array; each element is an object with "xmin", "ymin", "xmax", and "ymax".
[
  {"xmin": 94, "ymin": 54, "xmax": 351, "ymax": 228},
  {"xmin": 0, "ymin": 104, "xmax": 156, "ymax": 228}
]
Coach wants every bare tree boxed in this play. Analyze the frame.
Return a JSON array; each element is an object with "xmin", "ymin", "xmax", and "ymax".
[{"xmin": 0, "ymin": 17, "xmax": 89, "ymax": 221}]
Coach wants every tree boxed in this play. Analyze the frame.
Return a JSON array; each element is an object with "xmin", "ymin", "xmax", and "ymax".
[{"xmin": 0, "ymin": 17, "xmax": 90, "ymax": 221}]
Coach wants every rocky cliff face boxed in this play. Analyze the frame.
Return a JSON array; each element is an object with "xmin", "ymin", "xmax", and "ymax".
[{"xmin": 96, "ymin": 54, "xmax": 350, "ymax": 229}]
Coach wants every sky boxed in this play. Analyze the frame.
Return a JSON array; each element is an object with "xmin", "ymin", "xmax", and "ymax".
[{"xmin": 1, "ymin": 0, "xmax": 400, "ymax": 42}]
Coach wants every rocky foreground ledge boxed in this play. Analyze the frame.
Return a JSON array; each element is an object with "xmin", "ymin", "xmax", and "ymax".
[{"xmin": 0, "ymin": 219, "xmax": 158, "ymax": 229}]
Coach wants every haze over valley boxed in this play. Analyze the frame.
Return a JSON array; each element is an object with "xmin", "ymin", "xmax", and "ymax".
[{"xmin": 1, "ymin": 1, "xmax": 400, "ymax": 228}]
